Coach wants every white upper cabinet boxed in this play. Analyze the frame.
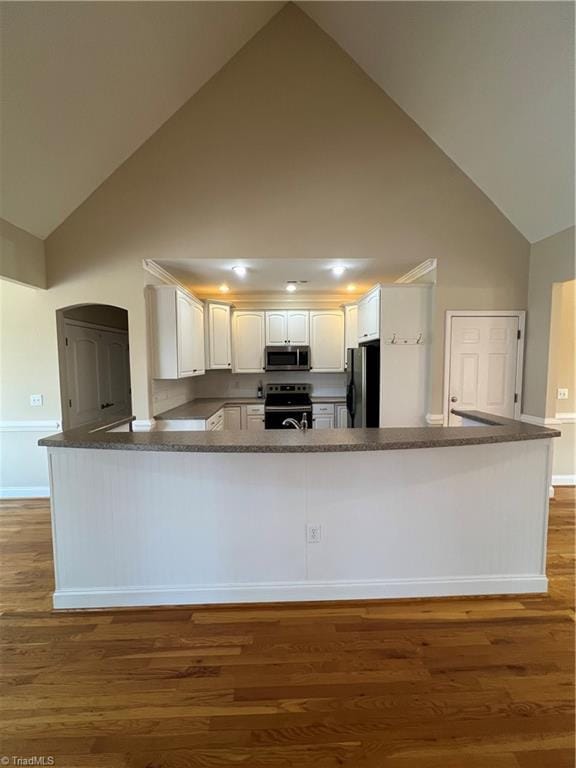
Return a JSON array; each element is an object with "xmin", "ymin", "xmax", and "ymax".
[
  {"xmin": 149, "ymin": 286, "xmax": 205, "ymax": 379},
  {"xmin": 265, "ymin": 311, "xmax": 309, "ymax": 345},
  {"xmin": 309, "ymin": 310, "xmax": 345, "ymax": 372},
  {"xmin": 358, "ymin": 286, "xmax": 381, "ymax": 343},
  {"xmin": 344, "ymin": 304, "xmax": 358, "ymax": 360},
  {"xmin": 206, "ymin": 303, "xmax": 231, "ymax": 369},
  {"xmin": 232, "ymin": 311, "xmax": 265, "ymax": 373}
]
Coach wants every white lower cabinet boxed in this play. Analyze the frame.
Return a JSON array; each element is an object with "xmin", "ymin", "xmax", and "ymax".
[
  {"xmin": 312, "ymin": 403, "xmax": 335, "ymax": 429},
  {"xmin": 336, "ymin": 404, "xmax": 348, "ymax": 428},
  {"xmin": 206, "ymin": 409, "xmax": 224, "ymax": 431},
  {"xmin": 245, "ymin": 404, "xmax": 265, "ymax": 431},
  {"xmin": 223, "ymin": 405, "xmax": 242, "ymax": 430}
]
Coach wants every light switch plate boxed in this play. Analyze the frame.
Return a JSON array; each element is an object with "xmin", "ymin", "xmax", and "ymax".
[
  {"xmin": 30, "ymin": 394, "xmax": 43, "ymax": 407},
  {"xmin": 557, "ymin": 388, "xmax": 569, "ymax": 400}
]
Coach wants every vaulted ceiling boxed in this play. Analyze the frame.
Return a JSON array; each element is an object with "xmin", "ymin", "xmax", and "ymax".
[{"xmin": 1, "ymin": 1, "xmax": 573, "ymax": 243}]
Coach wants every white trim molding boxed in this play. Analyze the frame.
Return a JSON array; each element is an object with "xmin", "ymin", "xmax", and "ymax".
[
  {"xmin": 425, "ymin": 413, "xmax": 444, "ymax": 426},
  {"xmin": 395, "ymin": 259, "xmax": 437, "ymax": 284},
  {"xmin": 443, "ymin": 310, "xmax": 526, "ymax": 426},
  {"xmin": 132, "ymin": 419, "xmax": 155, "ymax": 432},
  {"xmin": 521, "ymin": 414, "xmax": 561, "ymax": 427},
  {"xmin": 555, "ymin": 413, "xmax": 576, "ymax": 424},
  {"xmin": 552, "ymin": 475, "xmax": 576, "ymax": 487},
  {"xmin": 0, "ymin": 420, "xmax": 61, "ymax": 432},
  {"xmin": 0, "ymin": 487, "xmax": 50, "ymax": 499},
  {"xmin": 53, "ymin": 574, "xmax": 548, "ymax": 610}
]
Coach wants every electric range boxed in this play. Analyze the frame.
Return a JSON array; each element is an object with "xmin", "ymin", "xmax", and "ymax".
[{"xmin": 264, "ymin": 383, "xmax": 312, "ymax": 430}]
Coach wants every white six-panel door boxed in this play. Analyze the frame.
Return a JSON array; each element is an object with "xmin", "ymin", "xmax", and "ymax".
[{"xmin": 447, "ymin": 315, "xmax": 521, "ymax": 426}]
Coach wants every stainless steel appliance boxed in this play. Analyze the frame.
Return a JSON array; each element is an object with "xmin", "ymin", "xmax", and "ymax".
[
  {"xmin": 264, "ymin": 383, "xmax": 312, "ymax": 430},
  {"xmin": 265, "ymin": 346, "xmax": 310, "ymax": 372},
  {"xmin": 346, "ymin": 343, "xmax": 380, "ymax": 428}
]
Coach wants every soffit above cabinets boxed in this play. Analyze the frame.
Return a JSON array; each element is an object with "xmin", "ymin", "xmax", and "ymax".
[{"xmin": 148, "ymin": 257, "xmax": 419, "ymax": 301}]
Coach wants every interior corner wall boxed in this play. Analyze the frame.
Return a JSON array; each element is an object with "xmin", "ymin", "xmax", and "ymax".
[
  {"xmin": 523, "ymin": 226, "xmax": 576, "ymax": 419},
  {"xmin": 1, "ymin": 4, "xmax": 532, "ymax": 493},
  {"xmin": 0, "ymin": 218, "xmax": 46, "ymax": 289}
]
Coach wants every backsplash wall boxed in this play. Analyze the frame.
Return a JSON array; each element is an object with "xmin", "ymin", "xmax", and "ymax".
[
  {"xmin": 192, "ymin": 371, "xmax": 346, "ymax": 399},
  {"xmin": 151, "ymin": 378, "xmax": 196, "ymax": 416}
]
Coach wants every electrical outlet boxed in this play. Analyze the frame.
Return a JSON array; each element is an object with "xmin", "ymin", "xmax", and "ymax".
[
  {"xmin": 30, "ymin": 394, "xmax": 43, "ymax": 407},
  {"xmin": 557, "ymin": 388, "xmax": 569, "ymax": 400},
  {"xmin": 307, "ymin": 524, "xmax": 322, "ymax": 544}
]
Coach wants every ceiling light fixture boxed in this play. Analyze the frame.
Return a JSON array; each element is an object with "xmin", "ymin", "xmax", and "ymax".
[
  {"xmin": 346, "ymin": 283, "xmax": 357, "ymax": 292},
  {"xmin": 232, "ymin": 266, "xmax": 247, "ymax": 278},
  {"xmin": 218, "ymin": 283, "xmax": 230, "ymax": 293},
  {"xmin": 285, "ymin": 283, "xmax": 297, "ymax": 293},
  {"xmin": 332, "ymin": 265, "xmax": 346, "ymax": 277}
]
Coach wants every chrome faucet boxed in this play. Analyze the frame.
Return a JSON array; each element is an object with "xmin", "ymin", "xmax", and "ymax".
[{"xmin": 282, "ymin": 416, "xmax": 309, "ymax": 432}]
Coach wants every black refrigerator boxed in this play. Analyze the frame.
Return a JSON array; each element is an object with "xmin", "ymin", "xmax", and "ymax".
[{"xmin": 346, "ymin": 343, "xmax": 380, "ymax": 428}]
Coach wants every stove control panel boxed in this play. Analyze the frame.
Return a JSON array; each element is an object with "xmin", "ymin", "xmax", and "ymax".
[{"xmin": 266, "ymin": 383, "xmax": 311, "ymax": 395}]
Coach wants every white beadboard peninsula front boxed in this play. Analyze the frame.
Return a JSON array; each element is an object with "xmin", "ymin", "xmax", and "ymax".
[{"xmin": 41, "ymin": 413, "xmax": 559, "ymax": 610}]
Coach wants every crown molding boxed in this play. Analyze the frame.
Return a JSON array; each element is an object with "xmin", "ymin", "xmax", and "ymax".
[
  {"xmin": 395, "ymin": 259, "xmax": 437, "ymax": 284},
  {"xmin": 143, "ymin": 259, "xmax": 189, "ymax": 293}
]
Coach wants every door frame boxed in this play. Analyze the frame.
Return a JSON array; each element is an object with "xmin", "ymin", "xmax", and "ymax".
[{"xmin": 443, "ymin": 310, "xmax": 526, "ymax": 426}]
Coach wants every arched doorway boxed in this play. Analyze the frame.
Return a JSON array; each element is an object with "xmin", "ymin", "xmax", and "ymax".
[{"xmin": 56, "ymin": 304, "xmax": 132, "ymax": 430}]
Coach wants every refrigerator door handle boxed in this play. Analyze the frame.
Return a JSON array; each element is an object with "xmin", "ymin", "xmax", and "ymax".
[{"xmin": 347, "ymin": 383, "xmax": 356, "ymax": 417}]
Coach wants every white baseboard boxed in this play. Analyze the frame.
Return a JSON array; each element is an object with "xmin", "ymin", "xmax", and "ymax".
[
  {"xmin": 552, "ymin": 475, "xmax": 576, "ymax": 486},
  {"xmin": 425, "ymin": 413, "xmax": 444, "ymax": 426},
  {"xmin": 0, "ymin": 486, "xmax": 50, "ymax": 499},
  {"xmin": 555, "ymin": 413, "xmax": 576, "ymax": 424},
  {"xmin": 521, "ymin": 413, "xmax": 561, "ymax": 426},
  {"xmin": 132, "ymin": 419, "xmax": 155, "ymax": 432},
  {"xmin": 53, "ymin": 574, "xmax": 548, "ymax": 609}
]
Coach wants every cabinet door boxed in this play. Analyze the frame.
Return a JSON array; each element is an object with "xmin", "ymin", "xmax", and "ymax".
[
  {"xmin": 177, "ymin": 292, "xmax": 196, "ymax": 376},
  {"xmin": 207, "ymin": 303, "xmax": 231, "ymax": 369},
  {"xmin": 223, "ymin": 405, "xmax": 242, "ymax": 430},
  {"xmin": 313, "ymin": 415, "xmax": 334, "ymax": 429},
  {"xmin": 336, "ymin": 404, "xmax": 348, "ymax": 428},
  {"xmin": 358, "ymin": 288, "xmax": 380, "ymax": 342},
  {"xmin": 246, "ymin": 413, "xmax": 265, "ymax": 431},
  {"xmin": 191, "ymin": 301, "xmax": 205, "ymax": 376},
  {"xmin": 344, "ymin": 305, "xmax": 358, "ymax": 365},
  {"xmin": 309, "ymin": 311, "xmax": 345, "ymax": 372},
  {"xmin": 233, "ymin": 312, "xmax": 265, "ymax": 373},
  {"xmin": 266, "ymin": 312, "xmax": 288, "ymax": 345},
  {"xmin": 286, "ymin": 311, "xmax": 309, "ymax": 345}
]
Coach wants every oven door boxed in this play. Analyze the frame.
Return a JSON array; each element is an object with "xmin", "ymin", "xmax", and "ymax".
[{"xmin": 264, "ymin": 407, "xmax": 312, "ymax": 430}]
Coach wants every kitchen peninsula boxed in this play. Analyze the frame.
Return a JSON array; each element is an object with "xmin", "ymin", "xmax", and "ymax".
[{"xmin": 40, "ymin": 412, "xmax": 559, "ymax": 610}]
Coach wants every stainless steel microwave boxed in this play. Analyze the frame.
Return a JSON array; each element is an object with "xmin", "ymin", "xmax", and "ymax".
[{"xmin": 265, "ymin": 346, "xmax": 311, "ymax": 372}]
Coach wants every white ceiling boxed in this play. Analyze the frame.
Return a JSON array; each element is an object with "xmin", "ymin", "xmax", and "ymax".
[
  {"xmin": 0, "ymin": 1, "xmax": 283, "ymax": 238},
  {"xmin": 154, "ymin": 257, "xmax": 382, "ymax": 298},
  {"xmin": 301, "ymin": 1, "xmax": 575, "ymax": 243},
  {"xmin": 1, "ymin": 2, "xmax": 573, "ymax": 243}
]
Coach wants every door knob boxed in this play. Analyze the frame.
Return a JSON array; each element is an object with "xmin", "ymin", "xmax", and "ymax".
[{"xmin": 450, "ymin": 395, "xmax": 458, "ymax": 403}]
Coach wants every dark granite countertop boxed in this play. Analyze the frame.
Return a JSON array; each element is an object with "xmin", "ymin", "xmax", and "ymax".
[
  {"xmin": 155, "ymin": 397, "xmax": 262, "ymax": 421},
  {"xmin": 39, "ymin": 411, "xmax": 560, "ymax": 454},
  {"xmin": 155, "ymin": 395, "xmax": 345, "ymax": 421}
]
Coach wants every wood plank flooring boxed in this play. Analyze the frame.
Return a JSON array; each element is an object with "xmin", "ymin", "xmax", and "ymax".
[{"xmin": 0, "ymin": 489, "xmax": 573, "ymax": 767}]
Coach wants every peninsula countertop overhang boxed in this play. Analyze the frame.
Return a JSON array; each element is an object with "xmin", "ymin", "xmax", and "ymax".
[{"xmin": 38, "ymin": 410, "xmax": 560, "ymax": 453}]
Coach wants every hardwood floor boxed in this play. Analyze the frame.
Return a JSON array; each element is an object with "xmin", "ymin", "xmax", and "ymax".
[{"xmin": 0, "ymin": 490, "xmax": 573, "ymax": 767}]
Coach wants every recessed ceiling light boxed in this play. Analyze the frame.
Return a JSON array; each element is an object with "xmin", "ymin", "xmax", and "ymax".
[
  {"xmin": 219, "ymin": 283, "xmax": 230, "ymax": 293},
  {"xmin": 286, "ymin": 283, "xmax": 297, "ymax": 293},
  {"xmin": 332, "ymin": 265, "xmax": 346, "ymax": 277},
  {"xmin": 232, "ymin": 266, "xmax": 247, "ymax": 278},
  {"xmin": 346, "ymin": 283, "xmax": 357, "ymax": 292}
]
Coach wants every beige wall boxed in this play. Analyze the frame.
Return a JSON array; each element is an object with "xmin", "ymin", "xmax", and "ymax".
[
  {"xmin": 523, "ymin": 226, "xmax": 576, "ymax": 418},
  {"xmin": 0, "ymin": 218, "xmax": 46, "ymax": 289},
  {"xmin": 2, "ymin": 5, "xmax": 529, "ymax": 442},
  {"xmin": 553, "ymin": 280, "xmax": 575, "ymax": 413}
]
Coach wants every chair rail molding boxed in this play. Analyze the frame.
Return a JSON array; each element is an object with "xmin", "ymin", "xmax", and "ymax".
[{"xmin": 0, "ymin": 420, "xmax": 61, "ymax": 432}]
